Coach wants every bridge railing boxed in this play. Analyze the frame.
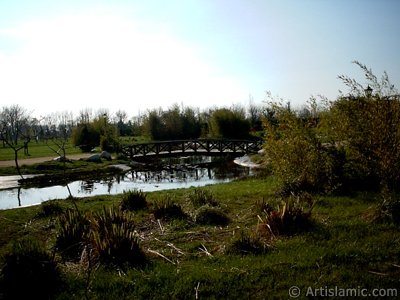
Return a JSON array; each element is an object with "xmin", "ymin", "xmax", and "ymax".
[{"xmin": 121, "ymin": 139, "xmax": 263, "ymax": 159}]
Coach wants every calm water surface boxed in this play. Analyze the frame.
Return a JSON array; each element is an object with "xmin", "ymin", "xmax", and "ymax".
[{"xmin": 0, "ymin": 157, "xmax": 252, "ymax": 210}]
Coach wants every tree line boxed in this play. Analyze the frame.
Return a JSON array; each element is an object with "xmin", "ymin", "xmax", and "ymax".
[{"xmin": 0, "ymin": 103, "xmax": 264, "ymax": 172}]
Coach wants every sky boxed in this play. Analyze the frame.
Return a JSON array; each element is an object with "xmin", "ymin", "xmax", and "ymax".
[{"xmin": 0, "ymin": 0, "xmax": 399, "ymax": 118}]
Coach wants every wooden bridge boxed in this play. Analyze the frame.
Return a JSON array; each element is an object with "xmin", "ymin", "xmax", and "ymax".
[{"xmin": 121, "ymin": 139, "xmax": 263, "ymax": 160}]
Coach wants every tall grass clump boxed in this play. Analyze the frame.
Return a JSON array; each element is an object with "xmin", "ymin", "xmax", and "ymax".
[
  {"xmin": 257, "ymin": 196, "xmax": 313, "ymax": 238},
  {"xmin": 226, "ymin": 231, "xmax": 269, "ymax": 255},
  {"xmin": 153, "ymin": 195, "xmax": 186, "ymax": 220},
  {"xmin": 55, "ymin": 209, "xmax": 91, "ymax": 260},
  {"xmin": 37, "ymin": 200, "xmax": 64, "ymax": 217},
  {"xmin": 186, "ymin": 188, "xmax": 219, "ymax": 208},
  {"xmin": 195, "ymin": 205, "xmax": 230, "ymax": 226},
  {"xmin": 90, "ymin": 207, "xmax": 146, "ymax": 268},
  {"xmin": 120, "ymin": 189, "xmax": 148, "ymax": 211},
  {"xmin": 1, "ymin": 238, "xmax": 63, "ymax": 299}
]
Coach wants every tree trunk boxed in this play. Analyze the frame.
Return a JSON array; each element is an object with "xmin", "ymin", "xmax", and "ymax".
[{"xmin": 14, "ymin": 148, "xmax": 24, "ymax": 180}]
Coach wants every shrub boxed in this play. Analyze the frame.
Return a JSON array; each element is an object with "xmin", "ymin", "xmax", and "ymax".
[
  {"xmin": 186, "ymin": 188, "xmax": 219, "ymax": 208},
  {"xmin": 55, "ymin": 209, "xmax": 91, "ymax": 260},
  {"xmin": 257, "ymin": 197, "xmax": 313, "ymax": 238},
  {"xmin": 226, "ymin": 231, "xmax": 269, "ymax": 255},
  {"xmin": 153, "ymin": 195, "xmax": 186, "ymax": 220},
  {"xmin": 90, "ymin": 207, "xmax": 146, "ymax": 268},
  {"xmin": 195, "ymin": 205, "xmax": 230, "ymax": 226},
  {"xmin": 120, "ymin": 189, "xmax": 148, "ymax": 211},
  {"xmin": 1, "ymin": 238, "xmax": 62, "ymax": 299},
  {"xmin": 263, "ymin": 99, "xmax": 343, "ymax": 194}
]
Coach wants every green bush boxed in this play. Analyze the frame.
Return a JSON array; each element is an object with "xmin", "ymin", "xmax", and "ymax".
[
  {"xmin": 1, "ymin": 238, "xmax": 63, "ymax": 299},
  {"xmin": 120, "ymin": 189, "xmax": 148, "ymax": 211},
  {"xmin": 263, "ymin": 63, "xmax": 400, "ymax": 195},
  {"xmin": 195, "ymin": 205, "xmax": 230, "ymax": 226},
  {"xmin": 263, "ymin": 100, "xmax": 343, "ymax": 194},
  {"xmin": 328, "ymin": 95, "xmax": 400, "ymax": 192}
]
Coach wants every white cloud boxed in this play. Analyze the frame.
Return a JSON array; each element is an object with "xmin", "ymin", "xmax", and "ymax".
[{"xmin": 0, "ymin": 13, "xmax": 248, "ymax": 117}]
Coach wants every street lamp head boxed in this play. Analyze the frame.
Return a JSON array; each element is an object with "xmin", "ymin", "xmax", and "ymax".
[{"xmin": 365, "ymin": 85, "xmax": 373, "ymax": 97}]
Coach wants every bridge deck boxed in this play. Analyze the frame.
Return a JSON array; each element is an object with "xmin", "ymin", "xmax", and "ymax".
[{"xmin": 121, "ymin": 139, "xmax": 263, "ymax": 160}]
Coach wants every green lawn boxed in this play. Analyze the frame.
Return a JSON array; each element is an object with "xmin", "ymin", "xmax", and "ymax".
[
  {"xmin": 0, "ymin": 140, "xmax": 82, "ymax": 161},
  {"xmin": 0, "ymin": 177, "xmax": 399, "ymax": 299}
]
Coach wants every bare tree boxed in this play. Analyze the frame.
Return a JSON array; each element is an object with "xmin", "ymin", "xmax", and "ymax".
[
  {"xmin": 44, "ymin": 111, "xmax": 74, "ymax": 197},
  {"xmin": 0, "ymin": 105, "xmax": 31, "ymax": 179}
]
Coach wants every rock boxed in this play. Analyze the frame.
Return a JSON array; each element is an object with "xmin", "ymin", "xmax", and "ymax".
[
  {"xmin": 53, "ymin": 156, "xmax": 68, "ymax": 162},
  {"xmin": 86, "ymin": 154, "xmax": 102, "ymax": 163},
  {"xmin": 100, "ymin": 151, "xmax": 112, "ymax": 161}
]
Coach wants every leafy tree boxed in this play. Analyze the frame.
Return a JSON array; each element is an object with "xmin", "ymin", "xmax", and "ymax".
[
  {"xmin": 208, "ymin": 107, "xmax": 250, "ymax": 139},
  {"xmin": 71, "ymin": 122, "xmax": 100, "ymax": 152},
  {"xmin": 143, "ymin": 105, "xmax": 201, "ymax": 140},
  {"xmin": 92, "ymin": 113, "xmax": 119, "ymax": 151},
  {"xmin": 144, "ymin": 108, "xmax": 165, "ymax": 140},
  {"xmin": 115, "ymin": 109, "xmax": 132, "ymax": 136}
]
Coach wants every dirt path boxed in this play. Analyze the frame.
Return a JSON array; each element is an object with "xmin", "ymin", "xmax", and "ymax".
[{"xmin": 0, "ymin": 153, "xmax": 93, "ymax": 168}]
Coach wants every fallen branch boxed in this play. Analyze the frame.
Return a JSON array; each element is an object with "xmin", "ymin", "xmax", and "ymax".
[
  {"xmin": 154, "ymin": 238, "xmax": 185, "ymax": 255},
  {"xmin": 157, "ymin": 219, "xmax": 165, "ymax": 234},
  {"xmin": 194, "ymin": 282, "xmax": 201, "ymax": 300},
  {"xmin": 368, "ymin": 270, "xmax": 388, "ymax": 276},
  {"xmin": 147, "ymin": 248, "xmax": 175, "ymax": 265},
  {"xmin": 199, "ymin": 244, "xmax": 212, "ymax": 257}
]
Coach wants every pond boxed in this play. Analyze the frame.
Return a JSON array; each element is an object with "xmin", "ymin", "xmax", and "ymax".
[{"xmin": 0, "ymin": 156, "xmax": 255, "ymax": 210}]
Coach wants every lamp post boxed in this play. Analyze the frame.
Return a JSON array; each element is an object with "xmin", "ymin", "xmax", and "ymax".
[{"xmin": 365, "ymin": 85, "xmax": 373, "ymax": 98}]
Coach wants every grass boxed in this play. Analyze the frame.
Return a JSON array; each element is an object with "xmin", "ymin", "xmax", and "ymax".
[
  {"xmin": 0, "ymin": 177, "xmax": 399, "ymax": 299},
  {"xmin": 0, "ymin": 139, "xmax": 82, "ymax": 161}
]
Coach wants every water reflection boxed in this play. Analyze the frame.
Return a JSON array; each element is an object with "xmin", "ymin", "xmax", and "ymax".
[{"xmin": 0, "ymin": 157, "xmax": 252, "ymax": 210}]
